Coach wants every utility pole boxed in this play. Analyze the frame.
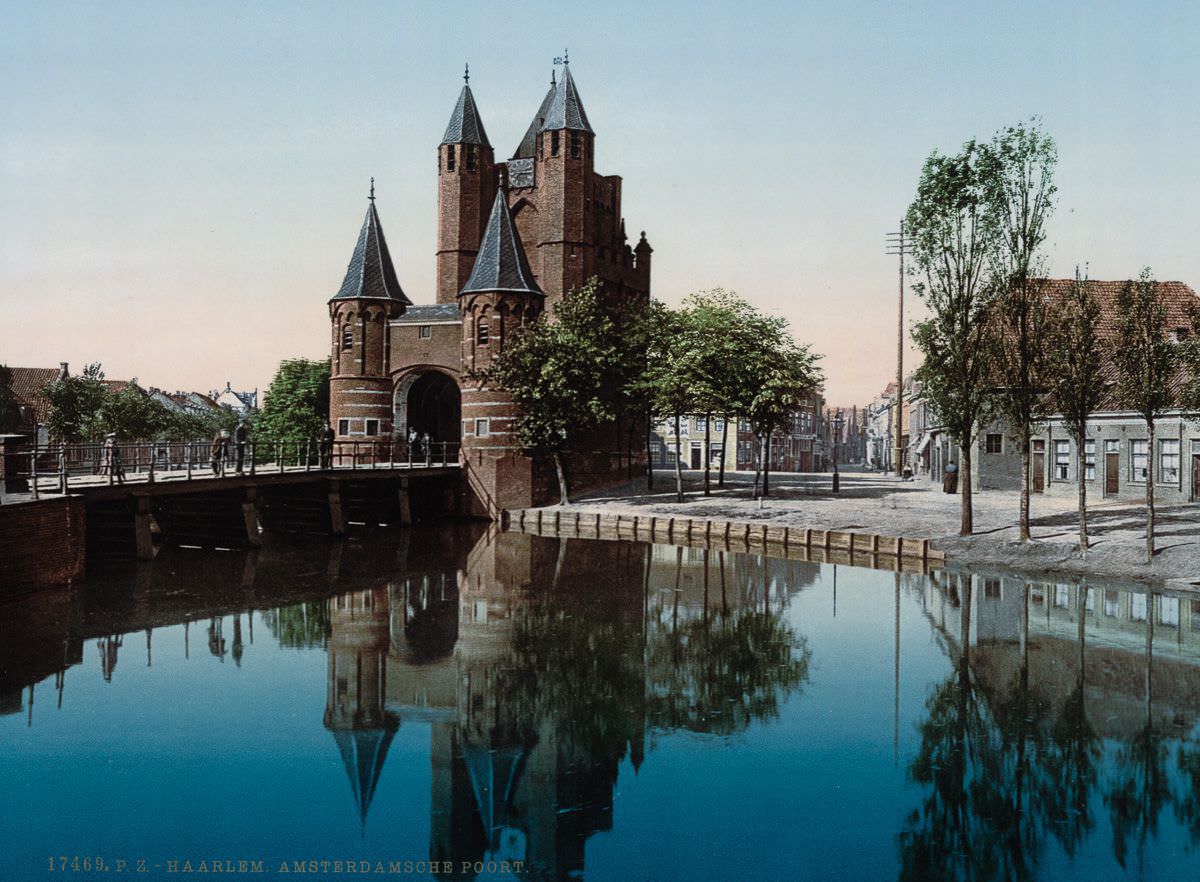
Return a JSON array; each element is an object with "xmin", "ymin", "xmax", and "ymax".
[{"xmin": 886, "ymin": 222, "xmax": 913, "ymax": 478}]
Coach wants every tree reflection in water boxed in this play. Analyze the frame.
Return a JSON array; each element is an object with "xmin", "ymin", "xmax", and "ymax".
[{"xmin": 901, "ymin": 577, "xmax": 1197, "ymax": 882}]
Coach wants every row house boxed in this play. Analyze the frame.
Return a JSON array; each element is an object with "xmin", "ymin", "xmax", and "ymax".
[
  {"xmin": 649, "ymin": 414, "xmax": 736, "ymax": 471},
  {"xmin": 735, "ymin": 389, "xmax": 827, "ymax": 473},
  {"xmin": 909, "ymin": 279, "xmax": 1200, "ymax": 503}
]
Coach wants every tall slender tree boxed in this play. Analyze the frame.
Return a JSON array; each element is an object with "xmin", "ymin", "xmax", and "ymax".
[
  {"xmin": 983, "ymin": 120, "xmax": 1057, "ymax": 542},
  {"xmin": 907, "ymin": 142, "xmax": 999, "ymax": 535},
  {"xmin": 1114, "ymin": 269, "xmax": 1176, "ymax": 562},
  {"xmin": 1046, "ymin": 270, "xmax": 1103, "ymax": 550}
]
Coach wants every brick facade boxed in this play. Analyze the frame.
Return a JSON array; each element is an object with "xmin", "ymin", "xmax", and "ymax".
[
  {"xmin": 0, "ymin": 497, "xmax": 86, "ymax": 595},
  {"xmin": 328, "ymin": 63, "xmax": 652, "ymax": 511}
]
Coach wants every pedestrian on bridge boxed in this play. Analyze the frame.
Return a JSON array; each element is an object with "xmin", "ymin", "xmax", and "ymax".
[
  {"xmin": 234, "ymin": 420, "xmax": 248, "ymax": 474},
  {"xmin": 210, "ymin": 430, "xmax": 230, "ymax": 476},
  {"xmin": 319, "ymin": 426, "xmax": 335, "ymax": 469},
  {"xmin": 101, "ymin": 433, "xmax": 126, "ymax": 485}
]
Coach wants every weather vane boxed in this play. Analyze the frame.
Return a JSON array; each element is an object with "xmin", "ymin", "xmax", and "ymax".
[
  {"xmin": 553, "ymin": 48, "xmax": 569, "ymax": 65},
  {"xmin": 369, "ymin": 177, "xmax": 375, "ymax": 202},
  {"xmin": 463, "ymin": 62, "xmax": 469, "ymax": 84}
]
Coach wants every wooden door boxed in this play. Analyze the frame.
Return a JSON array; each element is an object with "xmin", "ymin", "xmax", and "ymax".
[
  {"xmin": 1032, "ymin": 453, "xmax": 1045, "ymax": 493},
  {"xmin": 1106, "ymin": 454, "xmax": 1120, "ymax": 496},
  {"xmin": 690, "ymin": 447, "xmax": 701, "ymax": 469}
]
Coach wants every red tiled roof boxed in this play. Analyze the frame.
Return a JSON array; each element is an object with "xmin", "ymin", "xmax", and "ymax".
[
  {"xmin": 1037, "ymin": 278, "xmax": 1199, "ymax": 411},
  {"xmin": 7, "ymin": 367, "xmax": 60, "ymax": 423}
]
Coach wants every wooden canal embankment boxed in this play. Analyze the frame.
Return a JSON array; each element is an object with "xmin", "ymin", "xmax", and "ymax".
[{"xmin": 501, "ymin": 507, "xmax": 947, "ymax": 574}]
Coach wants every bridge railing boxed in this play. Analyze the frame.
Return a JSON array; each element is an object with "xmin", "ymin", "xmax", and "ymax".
[{"xmin": 4, "ymin": 438, "xmax": 462, "ymax": 498}]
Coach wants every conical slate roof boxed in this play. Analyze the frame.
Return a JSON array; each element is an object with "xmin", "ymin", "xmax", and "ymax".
[
  {"xmin": 441, "ymin": 84, "xmax": 490, "ymax": 147},
  {"xmin": 511, "ymin": 74, "xmax": 557, "ymax": 160},
  {"xmin": 332, "ymin": 195, "xmax": 411, "ymax": 304},
  {"xmin": 331, "ymin": 721, "xmax": 400, "ymax": 830},
  {"xmin": 538, "ymin": 65, "xmax": 592, "ymax": 134},
  {"xmin": 459, "ymin": 191, "xmax": 544, "ymax": 296}
]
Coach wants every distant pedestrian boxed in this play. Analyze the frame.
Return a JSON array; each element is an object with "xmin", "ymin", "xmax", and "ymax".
[
  {"xmin": 101, "ymin": 433, "xmax": 126, "ymax": 484},
  {"xmin": 319, "ymin": 426, "xmax": 335, "ymax": 469},
  {"xmin": 234, "ymin": 421, "xmax": 249, "ymax": 474},
  {"xmin": 210, "ymin": 430, "xmax": 230, "ymax": 476}
]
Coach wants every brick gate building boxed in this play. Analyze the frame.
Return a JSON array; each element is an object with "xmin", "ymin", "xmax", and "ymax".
[{"xmin": 327, "ymin": 62, "xmax": 653, "ymax": 513}]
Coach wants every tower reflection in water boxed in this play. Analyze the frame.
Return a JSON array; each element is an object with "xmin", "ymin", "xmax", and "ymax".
[{"xmin": 318, "ymin": 530, "xmax": 813, "ymax": 880}]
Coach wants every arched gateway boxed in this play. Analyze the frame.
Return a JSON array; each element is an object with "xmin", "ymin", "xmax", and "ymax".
[{"xmin": 393, "ymin": 370, "xmax": 461, "ymax": 445}]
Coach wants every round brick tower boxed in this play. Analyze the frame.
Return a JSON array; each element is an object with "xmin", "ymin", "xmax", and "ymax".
[
  {"xmin": 458, "ymin": 189, "xmax": 545, "ymax": 513},
  {"xmin": 328, "ymin": 182, "xmax": 410, "ymax": 446}
]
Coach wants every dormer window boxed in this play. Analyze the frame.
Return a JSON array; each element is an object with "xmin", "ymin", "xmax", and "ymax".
[
  {"xmin": 477, "ymin": 317, "xmax": 490, "ymax": 346},
  {"xmin": 341, "ymin": 324, "xmax": 353, "ymax": 349}
]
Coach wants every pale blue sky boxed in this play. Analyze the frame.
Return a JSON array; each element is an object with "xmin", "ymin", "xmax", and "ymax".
[{"xmin": 2, "ymin": 0, "xmax": 1198, "ymax": 403}]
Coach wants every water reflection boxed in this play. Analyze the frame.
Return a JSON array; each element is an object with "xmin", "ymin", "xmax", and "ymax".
[
  {"xmin": 904, "ymin": 570, "xmax": 1200, "ymax": 881},
  {"xmin": 2, "ymin": 532, "xmax": 1199, "ymax": 880}
]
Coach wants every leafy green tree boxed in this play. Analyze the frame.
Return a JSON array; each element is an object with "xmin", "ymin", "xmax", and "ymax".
[
  {"xmin": 1046, "ymin": 271, "xmax": 1104, "ymax": 550},
  {"xmin": 43, "ymin": 362, "xmax": 109, "ymax": 442},
  {"xmin": 1115, "ymin": 269, "xmax": 1177, "ymax": 562},
  {"xmin": 620, "ymin": 298, "xmax": 674, "ymax": 491},
  {"xmin": 255, "ymin": 358, "xmax": 331, "ymax": 451},
  {"xmin": 907, "ymin": 141, "xmax": 999, "ymax": 535},
  {"xmin": 97, "ymin": 384, "xmax": 170, "ymax": 439},
  {"xmin": 745, "ymin": 340, "xmax": 822, "ymax": 497},
  {"xmin": 683, "ymin": 289, "xmax": 768, "ymax": 494},
  {"xmin": 483, "ymin": 279, "xmax": 619, "ymax": 504},
  {"xmin": 983, "ymin": 120, "xmax": 1057, "ymax": 542},
  {"xmin": 640, "ymin": 305, "xmax": 701, "ymax": 502}
]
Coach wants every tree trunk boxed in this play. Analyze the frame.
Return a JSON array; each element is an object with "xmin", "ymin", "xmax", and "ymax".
[
  {"xmin": 1146, "ymin": 419, "xmax": 1155, "ymax": 562},
  {"xmin": 1019, "ymin": 427, "xmax": 1031, "ymax": 542},
  {"xmin": 959, "ymin": 442, "xmax": 974, "ymax": 536},
  {"xmin": 703, "ymin": 412, "xmax": 712, "ymax": 496},
  {"xmin": 673, "ymin": 412, "xmax": 684, "ymax": 503},
  {"xmin": 762, "ymin": 431, "xmax": 772, "ymax": 498},
  {"xmin": 1076, "ymin": 425, "xmax": 1088, "ymax": 551},
  {"xmin": 718, "ymin": 416, "xmax": 728, "ymax": 488},
  {"xmin": 553, "ymin": 450, "xmax": 570, "ymax": 506},
  {"xmin": 752, "ymin": 432, "xmax": 762, "ymax": 497},
  {"xmin": 645, "ymin": 409, "xmax": 655, "ymax": 492}
]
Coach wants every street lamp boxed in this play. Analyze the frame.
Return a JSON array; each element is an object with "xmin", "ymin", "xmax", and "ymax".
[{"xmin": 832, "ymin": 409, "xmax": 845, "ymax": 493}]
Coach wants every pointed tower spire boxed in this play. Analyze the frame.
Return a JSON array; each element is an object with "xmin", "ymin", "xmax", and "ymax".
[
  {"xmin": 459, "ymin": 191, "xmax": 543, "ymax": 296},
  {"xmin": 332, "ymin": 191, "xmax": 410, "ymax": 304},
  {"xmin": 539, "ymin": 63, "xmax": 592, "ymax": 134},
  {"xmin": 441, "ymin": 70, "xmax": 490, "ymax": 147},
  {"xmin": 511, "ymin": 74, "xmax": 559, "ymax": 160}
]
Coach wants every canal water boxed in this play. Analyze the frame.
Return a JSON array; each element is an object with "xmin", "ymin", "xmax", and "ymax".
[{"xmin": 2, "ymin": 524, "xmax": 1199, "ymax": 881}]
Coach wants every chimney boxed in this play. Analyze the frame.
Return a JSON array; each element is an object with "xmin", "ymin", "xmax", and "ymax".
[{"xmin": 57, "ymin": 362, "xmax": 69, "ymax": 380}]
